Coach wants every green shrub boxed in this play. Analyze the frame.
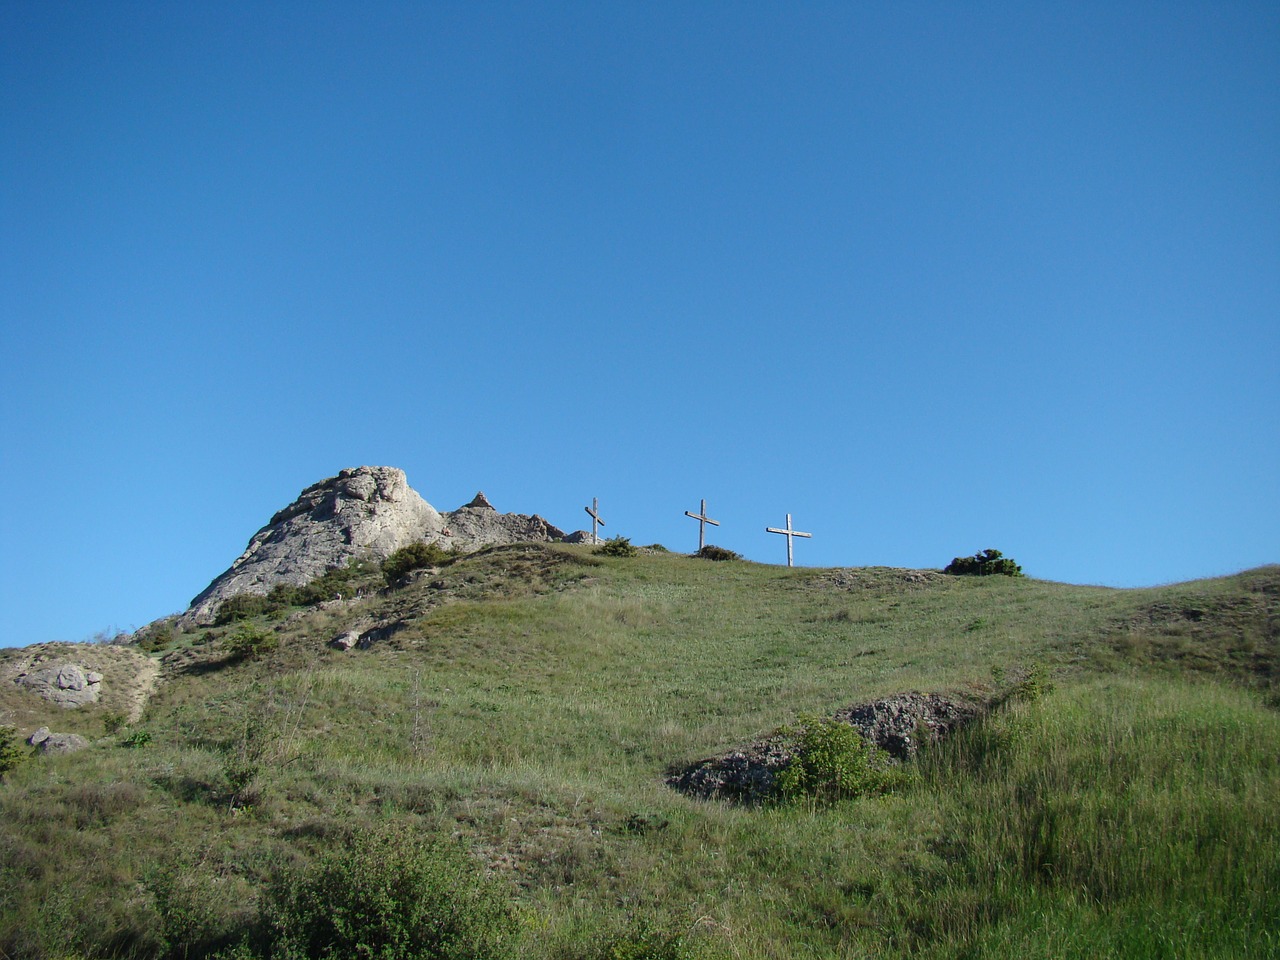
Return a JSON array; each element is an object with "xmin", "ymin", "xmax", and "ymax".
[
  {"xmin": 383, "ymin": 541, "xmax": 457, "ymax": 584},
  {"xmin": 214, "ymin": 594, "xmax": 271, "ymax": 625},
  {"xmin": 224, "ymin": 624, "xmax": 279, "ymax": 662},
  {"xmin": 595, "ymin": 536, "xmax": 638, "ymax": 558},
  {"xmin": 0, "ymin": 726, "xmax": 28, "ymax": 778},
  {"xmin": 580, "ymin": 920, "xmax": 698, "ymax": 960},
  {"xmin": 120, "ymin": 730, "xmax": 152, "ymax": 748},
  {"xmin": 136, "ymin": 623, "xmax": 174, "ymax": 652},
  {"xmin": 943, "ymin": 548, "xmax": 1023, "ymax": 577},
  {"xmin": 695, "ymin": 545, "xmax": 740, "ymax": 562},
  {"xmin": 263, "ymin": 826, "xmax": 514, "ymax": 959},
  {"xmin": 774, "ymin": 716, "xmax": 912, "ymax": 804}
]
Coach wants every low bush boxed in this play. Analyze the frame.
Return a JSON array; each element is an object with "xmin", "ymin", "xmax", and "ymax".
[
  {"xmin": 695, "ymin": 545, "xmax": 740, "ymax": 562},
  {"xmin": 774, "ymin": 716, "xmax": 912, "ymax": 804},
  {"xmin": 260, "ymin": 826, "xmax": 514, "ymax": 959},
  {"xmin": 383, "ymin": 541, "xmax": 457, "ymax": 584},
  {"xmin": 214, "ymin": 594, "xmax": 271, "ymax": 625},
  {"xmin": 595, "ymin": 536, "xmax": 638, "ymax": 558},
  {"xmin": 224, "ymin": 624, "xmax": 279, "ymax": 662},
  {"xmin": 136, "ymin": 623, "xmax": 174, "ymax": 652},
  {"xmin": 0, "ymin": 727, "xmax": 28, "ymax": 778},
  {"xmin": 944, "ymin": 548, "xmax": 1023, "ymax": 577}
]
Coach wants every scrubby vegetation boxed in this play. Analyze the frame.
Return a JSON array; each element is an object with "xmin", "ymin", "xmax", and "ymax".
[
  {"xmin": 223, "ymin": 624, "xmax": 278, "ymax": 662},
  {"xmin": 0, "ymin": 726, "xmax": 28, "ymax": 778},
  {"xmin": 773, "ymin": 716, "xmax": 912, "ymax": 804},
  {"xmin": 213, "ymin": 559, "xmax": 384, "ymax": 624},
  {"xmin": 944, "ymin": 548, "xmax": 1023, "ymax": 577},
  {"xmin": 0, "ymin": 547, "xmax": 1275, "ymax": 958},
  {"xmin": 594, "ymin": 535, "xmax": 638, "ymax": 558},
  {"xmin": 382, "ymin": 541, "xmax": 458, "ymax": 584},
  {"xmin": 694, "ymin": 545, "xmax": 740, "ymax": 561},
  {"xmin": 257, "ymin": 827, "xmax": 515, "ymax": 959}
]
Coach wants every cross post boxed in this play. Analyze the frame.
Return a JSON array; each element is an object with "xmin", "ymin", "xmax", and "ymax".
[
  {"xmin": 584, "ymin": 497, "xmax": 605, "ymax": 545},
  {"xmin": 683, "ymin": 498, "xmax": 720, "ymax": 553},
  {"xmin": 765, "ymin": 513, "xmax": 812, "ymax": 567}
]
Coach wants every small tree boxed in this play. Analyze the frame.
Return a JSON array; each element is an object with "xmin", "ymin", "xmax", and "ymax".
[{"xmin": 944, "ymin": 548, "xmax": 1023, "ymax": 577}]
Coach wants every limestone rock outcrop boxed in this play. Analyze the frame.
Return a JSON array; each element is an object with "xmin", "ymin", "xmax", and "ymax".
[
  {"xmin": 186, "ymin": 468, "xmax": 574, "ymax": 623},
  {"xmin": 12, "ymin": 660, "xmax": 102, "ymax": 708},
  {"xmin": 440, "ymin": 491, "xmax": 567, "ymax": 549},
  {"xmin": 187, "ymin": 467, "xmax": 445, "ymax": 622}
]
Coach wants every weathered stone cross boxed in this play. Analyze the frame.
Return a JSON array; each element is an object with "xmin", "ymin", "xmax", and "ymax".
[
  {"xmin": 584, "ymin": 497, "xmax": 605, "ymax": 544},
  {"xmin": 684, "ymin": 499, "xmax": 720, "ymax": 552},
  {"xmin": 765, "ymin": 513, "xmax": 812, "ymax": 567}
]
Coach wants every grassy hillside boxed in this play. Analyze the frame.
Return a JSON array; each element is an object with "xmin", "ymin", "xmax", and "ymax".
[{"xmin": 1, "ymin": 546, "xmax": 1276, "ymax": 959}]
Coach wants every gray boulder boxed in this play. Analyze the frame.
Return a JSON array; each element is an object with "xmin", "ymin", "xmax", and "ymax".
[
  {"xmin": 328, "ymin": 631, "xmax": 359, "ymax": 651},
  {"xmin": 36, "ymin": 732, "xmax": 89, "ymax": 754},
  {"xmin": 13, "ymin": 662, "xmax": 102, "ymax": 707}
]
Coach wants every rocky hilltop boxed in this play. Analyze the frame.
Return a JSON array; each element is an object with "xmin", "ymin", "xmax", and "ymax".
[{"xmin": 186, "ymin": 466, "xmax": 574, "ymax": 623}]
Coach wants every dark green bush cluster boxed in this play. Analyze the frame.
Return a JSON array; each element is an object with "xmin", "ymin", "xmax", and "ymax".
[
  {"xmin": 595, "ymin": 536, "xmax": 638, "ymax": 558},
  {"xmin": 383, "ymin": 541, "xmax": 458, "ymax": 584},
  {"xmin": 944, "ymin": 548, "xmax": 1023, "ymax": 577},
  {"xmin": 135, "ymin": 622, "xmax": 174, "ymax": 652},
  {"xmin": 259, "ymin": 828, "xmax": 514, "ymax": 960},
  {"xmin": 214, "ymin": 594, "xmax": 272, "ymax": 625},
  {"xmin": 695, "ymin": 545, "xmax": 741, "ymax": 562},
  {"xmin": 214, "ymin": 560, "xmax": 384, "ymax": 624},
  {"xmin": 774, "ymin": 716, "xmax": 912, "ymax": 804},
  {"xmin": 224, "ymin": 624, "xmax": 279, "ymax": 662}
]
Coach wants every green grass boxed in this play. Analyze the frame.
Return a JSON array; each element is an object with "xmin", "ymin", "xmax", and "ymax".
[{"xmin": 0, "ymin": 548, "xmax": 1275, "ymax": 958}]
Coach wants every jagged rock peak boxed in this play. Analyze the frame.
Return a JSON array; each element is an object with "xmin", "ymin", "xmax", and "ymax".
[
  {"xmin": 183, "ymin": 466, "xmax": 576, "ymax": 625},
  {"xmin": 461, "ymin": 491, "xmax": 496, "ymax": 511},
  {"xmin": 186, "ymin": 466, "xmax": 445, "ymax": 623}
]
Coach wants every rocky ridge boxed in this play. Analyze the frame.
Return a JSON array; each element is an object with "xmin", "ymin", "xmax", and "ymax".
[{"xmin": 186, "ymin": 467, "xmax": 577, "ymax": 623}]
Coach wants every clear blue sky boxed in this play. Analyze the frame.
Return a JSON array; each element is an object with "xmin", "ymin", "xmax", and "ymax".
[{"xmin": 2, "ymin": 2, "xmax": 1276, "ymax": 646}]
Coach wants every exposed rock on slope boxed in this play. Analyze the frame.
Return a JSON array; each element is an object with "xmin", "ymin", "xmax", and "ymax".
[
  {"xmin": 441, "ymin": 490, "xmax": 567, "ymax": 548},
  {"xmin": 667, "ymin": 691, "xmax": 986, "ymax": 803},
  {"xmin": 186, "ymin": 467, "xmax": 574, "ymax": 623},
  {"xmin": 0, "ymin": 643, "xmax": 158, "ymax": 732},
  {"xmin": 187, "ymin": 467, "xmax": 444, "ymax": 622},
  {"xmin": 12, "ymin": 661, "xmax": 102, "ymax": 708}
]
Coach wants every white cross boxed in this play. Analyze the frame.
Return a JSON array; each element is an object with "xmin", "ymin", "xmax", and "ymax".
[
  {"xmin": 584, "ymin": 497, "xmax": 605, "ymax": 544},
  {"xmin": 684, "ymin": 498, "xmax": 720, "ymax": 552},
  {"xmin": 765, "ymin": 513, "xmax": 812, "ymax": 567}
]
